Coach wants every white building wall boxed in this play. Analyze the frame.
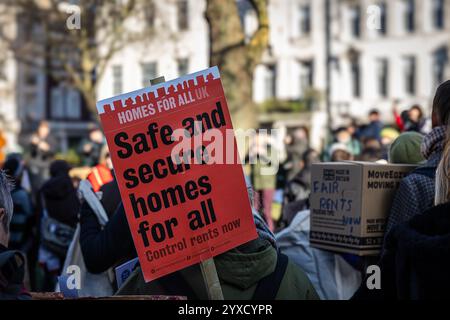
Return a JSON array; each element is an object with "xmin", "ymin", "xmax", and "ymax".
[
  {"xmin": 2, "ymin": 0, "xmax": 450, "ymax": 153},
  {"xmin": 255, "ymin": 0, "xmax": 450, "ymax": 128},
  {"xmin": 0, "ymin": 10, "xmax": 21, "ymax": 153},
  {"xmin": 96, "ymin": 0, "xmax": 209, "ymax": 101}
]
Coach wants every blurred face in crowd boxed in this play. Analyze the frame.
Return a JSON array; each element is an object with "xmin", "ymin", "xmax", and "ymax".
[
  {"xmin": 381, "ymin": 136, "xmax": 394, "ymax": 146},
  {"xmin": 347, "ymin": 125, "xmax": 356, "ymax": 136},
  {"xmin": 293, "ymin": 128, "xmax": 308, "ymax": 142},
  {"xmin": 369, "ymin": 112, "xmax": 380, "ymax": 123},
  {"xmin": 336, "ymin": 130, "xmax": 351, "ymax": 144},
  {"xmin": 90, "ymin": 129, "xmax": 104, "ymax": 144},
  {"xmin": 106, "ymin": 154, "xmax": 113, "ymax": 170},
  {"xmin": 284, "ymin": 134, "xmax": 293, "ymax": 146},
  {"xmin": 38, "ymin": 122, "xmax": 50, "ymax": 139},
  {"xmin": 409, "ymin": 106, "xmax": 422, "ymax": 123}
]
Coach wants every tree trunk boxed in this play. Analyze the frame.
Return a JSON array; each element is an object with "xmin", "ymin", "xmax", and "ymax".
[
  {"xmin": 83, "ymin": 86, "xmax": 98, "ymax": 121},
  {"xmin": 205, "ymin": 0, "xmax": 269, "ymax": 131}
]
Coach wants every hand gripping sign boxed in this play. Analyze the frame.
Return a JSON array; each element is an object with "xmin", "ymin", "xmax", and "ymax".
[{"xmin": 97, "ymin": 67, "xmax": 258, "ymax": 282}]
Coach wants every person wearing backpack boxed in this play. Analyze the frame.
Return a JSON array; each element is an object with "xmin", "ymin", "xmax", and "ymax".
[
  {"xmin": 79, "ymin": 178, "xmax": 319, "ymax": 300},
  {"xmin": 116, "ymin": 211, "xmax": 319, "ymax": 300},
  {"xmin": 385, "ymin": 80, "xmax": 450, "ymax": 236},
  {"xmin": 353, "ymin": 124, "xmax": 450, "ymax": 300},
  {"xmin": 37, "ymin": 160, "xmax": 79, "ymax": 291}
]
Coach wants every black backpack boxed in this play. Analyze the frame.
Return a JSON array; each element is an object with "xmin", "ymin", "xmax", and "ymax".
[
  {"xmin": 158, "ymin": 253, "xmax": 289, "ymax": 300},
  {"xmin": 0, "ymin": 250, "xmax": 30, "ymax": 300}
]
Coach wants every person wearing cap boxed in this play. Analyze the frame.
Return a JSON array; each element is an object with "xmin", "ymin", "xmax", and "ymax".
[
  {"xmin": 37, "ymin": 160, "xmax": 80, "ymax": 291},
  {"xmin": 324, "ymin": 127, "xmax": 361, "ymax": 161},
  {"xmin": 329, "ymin": 143, "xmax": 354, "ymax": 162}
]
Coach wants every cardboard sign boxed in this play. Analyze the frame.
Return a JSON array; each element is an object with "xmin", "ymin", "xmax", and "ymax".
[
  {"xmin": 97, "ymin": 67, "xmax": 257, "ymax": 282},
  {"xmin": 309, "ymin": 162, "xmax": 416, "ymax": 256}
]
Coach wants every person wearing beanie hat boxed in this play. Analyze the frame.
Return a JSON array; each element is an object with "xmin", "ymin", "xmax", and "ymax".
[
  {"xmin": 389, "ymin": 132, "xmax": 425, "ymax": 165},
  {"xmin": 329, "ymin": 143, "xmax": 354, "ymax": 162}
]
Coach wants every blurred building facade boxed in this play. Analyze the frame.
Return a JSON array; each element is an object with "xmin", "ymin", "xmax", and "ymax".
[
  {"xmin": 1, "ymin": 0, "xmax": 450, "ymax": 154},
  {"xmin": 0, "ymin": 11, "xmax": 20, "ymax": 153},
  {"xmin": 0, "ymin": 2, "xmax": 93, "ymax": 154},
  {"xmin": 96, "ymin": 0, "xmax": 208, "ymax": 100},
  {"xmin": 253, "ymin": 0, "xmax": 450, "ymax": 127}
]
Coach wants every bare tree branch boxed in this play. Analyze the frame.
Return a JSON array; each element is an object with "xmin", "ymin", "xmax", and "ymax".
[{"xmin": 0, "ymin": 0, "xmax": 155, "ymax": 118}]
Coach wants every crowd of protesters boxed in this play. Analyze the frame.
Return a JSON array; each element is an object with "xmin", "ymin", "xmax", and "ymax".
[
  {"xmin": 1, "ymin": 80, "xmax": 450, "ymax": 300},
  {"xmin": 250, "ymin": 101, "xmax": 434, "ymax": 233}
]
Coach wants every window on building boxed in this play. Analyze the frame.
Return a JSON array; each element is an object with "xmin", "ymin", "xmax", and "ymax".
[
  {"xmin": 141, "ymin": 62, "xmax": 157, "ymax": 87},
  {"xmin": 433, "ymin": 0, "xmax": 445, "ymax": 29},
  {"xmin": 433, "ymin": 47, "xmax": 448, "ymax": 86},
  {"xmin": 144, "ymin": 0, "xmax": 156, "ymax": 27},
  {"xmin": 379, "ymin": 2, "xmax": 387, "ymax": 35},
  {"xmin": 351, "ymin": 59, "xmax": 361, "ymax": 98},
  {"xmin": 177, "ymin": 0, "xmax": 189, "ymax": 31},
  {"xmin": 405, "ymin": 0, "xmax": 415, "ymax": 32},
  {"xmin": 24, "ymin": 67, "xmax": 37, "ymax": 86},
  {"xmin": 24, "ymin": 92, "xmax": 37, "ymax": 113},
  {"xmin": 350, "ymin": 5, "xmax": 361, "ymax": 38},
  {"xmin": 50, "ymin": 86, "xmax": 81, "ymax": 120},
  {"xmin": 299, "ymin": 4, "xmax": 311, "ymax": 36},
  {"xmin": 299, "ymin": 60, "xmax": 314, "ymax": 97},
  {"xmin": 0, "ymin": 59, "xmax": 6, "ymax": 80},
  {"xmin": 66, "ymin": 89, "xmax": 82, "ymax": 119},
  {"xmin": 177, "ymin": 58, "xmax": 189, "ymax": 76},
  {"xmin": 376, "ymin": 58, "xmax": 389, "ymax": 97},
  {"xmin": 403, "ymin": 56, "xmax": 416, "ymax": 95},
  {"xmin": 112, "ymin": 65, "xmax": 122, "ymax": 95},
  {"xmin": 264, "ymin": 64, "xmax": 277, "ymax": 100}
]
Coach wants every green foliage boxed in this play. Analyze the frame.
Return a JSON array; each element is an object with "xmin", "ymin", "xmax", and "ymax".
[
  {"xmin": 259, "ymin": 89, "xmax": 323, "ymax": 113},
  {"xmin": 259, "ymin": 99, "xmax": 308, "ymax": 113},
  {"xmin": 55, "ymin": 148, "xmax": 81, "ymax": 166}
]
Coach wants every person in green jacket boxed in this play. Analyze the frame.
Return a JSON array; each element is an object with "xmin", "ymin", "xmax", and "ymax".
[
  {"xmin": 116, "ymin": 184, "xmax": 319, "ymax": 300},
  {"xmin": 116, "ymin": 233, "xmax": 319, "ymax": 300},
  {"xmin": 116, "ymin": 177, "xmax": 318, "ymax": 300}
]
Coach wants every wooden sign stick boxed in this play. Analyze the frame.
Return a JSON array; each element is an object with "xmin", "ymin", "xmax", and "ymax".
[{"xmin": 150, "ymin": 76, "xmax": 224, "ymax": 301}]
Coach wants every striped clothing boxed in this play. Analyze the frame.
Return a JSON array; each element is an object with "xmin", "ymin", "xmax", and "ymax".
[{"xmin": 385, "ymin": 126, "xmax": 446, "ymax": 235}]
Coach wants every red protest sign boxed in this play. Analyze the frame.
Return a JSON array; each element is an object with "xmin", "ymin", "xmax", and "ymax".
[{"xmin": 97, "ymin": 67, "xmax": 257, "ymax": 282}]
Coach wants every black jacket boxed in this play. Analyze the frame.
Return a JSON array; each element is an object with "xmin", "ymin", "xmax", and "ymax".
[
  {"xmin": 80, "ymin": 202, "xmax": 136, "ymax": 274},
  {"xmin": 40, "ymin": 174, "xmax": 79, "ymax": 228},
  {"xmin": 353, "ymin": 201, "xmax": 450, "ymax": 300},
  {"xmin": 99, "ymin": 177, "xmax": 121, "ymax": 218},
  {"xmin": 0, "ymin": 244, "xmax": 30, "ymax": 300}
]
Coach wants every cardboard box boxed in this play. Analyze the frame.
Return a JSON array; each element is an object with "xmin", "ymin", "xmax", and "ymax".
[{"xmin": 309, "ymin": 162, "xmax": 416, "ymax": 256}]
